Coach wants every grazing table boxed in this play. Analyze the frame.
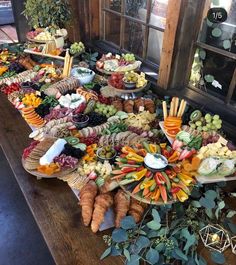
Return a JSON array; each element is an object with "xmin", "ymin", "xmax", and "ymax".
[{"xmin": 0, "ymin": 95, "xmax": 122, "ymax": 265}]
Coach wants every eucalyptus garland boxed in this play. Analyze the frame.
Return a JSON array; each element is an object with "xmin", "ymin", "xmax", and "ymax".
[{"xmin": 101, "ymin": 183, "xmax": 236, "ymax": 265}]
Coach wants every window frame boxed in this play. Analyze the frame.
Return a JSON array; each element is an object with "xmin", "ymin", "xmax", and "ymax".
[{"xmin": 99, "ymin": 0, "xmax": 166, "ymax": 64}]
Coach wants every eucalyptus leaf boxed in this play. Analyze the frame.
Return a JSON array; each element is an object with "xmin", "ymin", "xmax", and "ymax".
[
  {"xmin": 226, "ymin": 210, "xmax": 236, "ymax": 218},
  {"xmin": 183, "ymin": 234, "xmax": 196, "ymax": 253},
  {"xmin": 124, "ymin": 249, "xmax": 131, "ymax": 261},
  {"xmin": 187, "ymin": 257, "xmax": 197, "ymax": 265},
  {"xmin": 147, "ymin": 220, "xmax": 161, "ymax": 230},
  {"xmin": 200, "ymin": 197, "xmax": 215, "ymax": 209},
  {"xmin": 100, "ymin": 246, "xmax": 111, "ymax": 260},
  {"xmin": 212, "ymin": 28, "xmax": 222, "ymax": 37},
  {"xmin": 152, "ymin": 208, "xmax": 161, "ymax": 223},
  {"xmin": 205, "ymin": 208, "xmax": 214, "ymax": 219},
  {"xmin": 218, "ymin": 201, "xmax": 225, "ymax": 209},
  {"xmin": 205, "ymin": 190, "xmax": 217, "ymax": 200},
  {"xmin": 191, "ymin": 200, "xmax": 201, "ymax": 208},
  {"xmin": 121, "ymin": 216, "xmax": 136, "ymax": 230},
  {"xmin": 211, "ymin": 251, "xmax": 225, "ymax": 264},
  {"xmin": 155, "ymin": 243, "xmax": 165, "ymax": 252},
  {"xmin": 126, "ymin": 254, "xmax": 140, "ymax": 265},
  {"xmin": 228, "ymin": 222, "xmax": 236, "ymax": 234},
  {"xmin": 204, "ymin": 74, "xmax": 215, "ymax": 83},
  {"xmin": 136, "ymin": 236, "xmax": 150, "ymax": 249},
  {"xmin": 223, "ymin": 40, "xmax": 231, "ymax": 49},
  {"xmin": 112, "ymin": 228, "xmax": 128, "ymax": 243},
  {"xmin": 199, "ymin": 50, "xmax": 206, "ymax": 60},
  {"xmin": 146, "ymin": 248, "xmax": 159, "ymax": 264},
  {"xmin": 198, "ymin": 255, "xmax": 207, "ymax": 265},
  {"xmin": 111, "ymin": 246, "xmax": 122, "ymax": 256},
  {"xmin": 172, "ymin": 248, "xmax": 188, "ymax": 261}
]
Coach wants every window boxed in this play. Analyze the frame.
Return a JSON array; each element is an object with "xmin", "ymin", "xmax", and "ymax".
[
  {"xmin": 100, "ymin": 0, "xmax": 168, "ymax": 66},
  {"xmin": 189, "ymin": 0, "xmax": 236, "ymax": 107}
]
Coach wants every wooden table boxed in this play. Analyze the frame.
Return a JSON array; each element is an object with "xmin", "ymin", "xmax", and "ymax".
[
  {"xmin": 0, "ymin": 95, "xmax": 122, "ymax": 265},
  {"xmin": 1, "ymin": 94, "xmax": 236, "ymax": 265}
]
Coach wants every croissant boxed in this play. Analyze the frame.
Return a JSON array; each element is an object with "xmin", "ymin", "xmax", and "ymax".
[
  {"xmin": 134, "ymin": 98, "xmax": 144, "ymax": 112},
  {"xmin": 128, "ymin": 198, "xmax": 146, "ymax": 223},
  {"xmin": 112, "ymin": 99, "xmax": 123, "ymax": 111},
  {"xmin": 91, "ymin": 192, "xmax": 113, "ymax": 233},
  {"xmin": 114, "ymin": 189, "xmax": 130, "ymax": 228},
  {"xmin": 79, "ymin": 181, "xmax": 98, "ymax": 226},
  {"xmin": 144, "ymin": 99, "xmax": 155, "ymax": 114},
  {"xmin": 124, "ymin": 100, "xmax": 134, "ymax": 113}
]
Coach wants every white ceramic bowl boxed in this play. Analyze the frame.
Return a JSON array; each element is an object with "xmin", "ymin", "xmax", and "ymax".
[{"xmin": 71, "ymin": 67, "xmax": 95, "ymax": 85}]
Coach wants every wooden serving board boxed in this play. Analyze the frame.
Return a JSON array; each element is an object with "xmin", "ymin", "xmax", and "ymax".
[
  {"xmin": 196, "ymin": 173, "xmax": 236, "ymax": 184},
  {"xmin": 22, "ymin": 158, "xmax": 77, "ymax": 180},
  {"xmin": 24, "ymin": 49, "xmax": 65, "ymax": 61}
]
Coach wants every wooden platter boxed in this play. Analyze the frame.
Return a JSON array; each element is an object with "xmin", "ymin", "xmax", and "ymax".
[
  {"xmin": 96, "ymin": 65, "xmax": 140, "ymax": 75},
  {"xmin": 22, "ymin": 158, "xmax": 77, "ymax": 180},
  {"xmin": 196, "ymin": 173, "xmax": 236, "ymax": 184},
  {"xmin": 24, "ymin": 49, "xmax": 65, "ymax": 61}
]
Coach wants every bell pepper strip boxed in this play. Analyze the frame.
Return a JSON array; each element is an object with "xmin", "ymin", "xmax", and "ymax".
[
  {"xmin": 143, "ymin": 142, "xmax": 151, "ymax": 153},
  {"xmin": 127, "ymin": 160, "xmax": 137, "ymax": 165},
  {"xmin": 154, "ymin": 172, "xmax": 165, "ymax": 185},
  {"xmin": 173, "ymin": 165, "xmax": 181, "ymax": 173},
  {"xmin": 126, "ymin": 152, "xmax": 144, "ymax": 163},
  {"xmin": 121, "ymin": 167, "xmax": 137, "ymax": 173},
  {"xmin": 137, "ymin": 149, "xmax": 147, "ymax": 157},
  {"xmin": 171, "ymin": 186, "xmax": 181, "ymax": 194},
  {"xmin": 173, "ymin": 177, "xmax": 180, "ymax": 183},
  {"xmin": 161, "ymin": 172, "xmax": 171, "ymax": 190},
  {"xmin": 136, "ymin": 166, "xmax": 145, "ymax": 171},
  {"xmin": 177, "ymin": 173, "xmax": 194, "ymax": 186},
  {"xmin": 172, "ymin": 182, "xmax": 190, "ymax": 195},
  {"xmin": 119, "ymin": 178, "xmax": 136, "ymax": 186},
  {"xmin": 121, "ymin": 146, "xmax": 137, "ymax": 154},
  {"xmin": 120, "ymin": 153, "xmax": 127, "ymax": 158},
  {"xmin": 149, "ymin": 144, "xmax": 157, "ymax": 154},
  {"xmin": 176, "ymin": 189, "xmax": 189, "ymax": 202},
  {"xmin": 152, "ymin": 188, "xmax": 161, "ymax": 201},
  {"xmin": 145, "ymin": 170, "xmax": 152, "ymax": 178},
  {"xmin": 159, "ymin": 185, "xmax": 168, "ymax": 203},
  {"xmin": 132, "ymin": 183, "xmax": 142, "ymax": 194},
  {"xmin": 112, "ymin": 169, "xmax": 123, "ymax": 175},
  {"xmin": 143, "ymin": 187, "xmax": 151, "ymax": 197},
  {"xmin": 150, "ymin": 182, "xmax": 157, "ymax": 192},
  {"xmin": 162, "ymin": 149, "xmax": 170, "ymax": 158},
  {"xmin": 116, "ymin": 157, "xmax": 128, "ymax": 163},
  {"xmin": 160, "ymin": 143, "xmax": 167, "ymax": 149},
  {"xmin": 111, "ymin": 173, "xmax": 127, "ymax": 180},
  {"xmin": 168, "ymin": 151, "xmax": 179, "ymax": 163},
  {"xmin": 165, "ymin": 169, "xmax": 177, "ymax": 179},
  {"xmin": 133, "ymin": 168, "xmax": 147, "ymax": 181}
]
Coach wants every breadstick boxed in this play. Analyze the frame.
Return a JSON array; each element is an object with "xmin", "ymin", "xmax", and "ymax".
[
  {"xmin": 177, "ymin": 99, "xmax": 185, "ymax": 117},
  {"xmin": 162, "ymin": 101, "xmax": 167, "ymax": 120},
  {"xmin": 169, "ymin": 101, "xmax": 174, "ymax": 116},
  {"xmin": 180, "ymin": 101, "xmax": 187, "ymax": 117},
  {"xmin": 174, "ymin": 97, "xmax": 179, "ymax": 116}
]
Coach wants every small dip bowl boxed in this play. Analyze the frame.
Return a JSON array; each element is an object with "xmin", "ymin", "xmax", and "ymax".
[
  {"xmin": 144, "ymin": 153, "xmax": 168, "ymax": 172},
  {"xmin": 96, "ymin": 146, "xmax": 117, "ymax": 163},
  {"xmin": 72, "ymin": 114, "xmax": 89, "ymax": 129},
  {"xmin": 123, "ymin": 79, "xmax": 136, "ymax": 89},
  {"xmin": 71, "ymin": 67, "xmax": 95, "ymax": 85}
]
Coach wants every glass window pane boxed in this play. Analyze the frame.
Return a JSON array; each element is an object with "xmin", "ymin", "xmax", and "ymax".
[
  {"xmin": 124, "ymin": 19, "xmax": 144, "ymax": 57},
  {"xmin": 198, "ymin": 0, "xmax": 236, "ymax": 53},
  {"xmin": 125, "ymin": 0, "xmax": 147, "ymax": 21},
  {"xmin": 150, "ymin": 0, "xmax": 168, "ymax": 28},
  {"xmin": 189, "ymin": 48, "xmax": 235, "ymax": 101},
  {"xmin": 104, "ymin": 0, "xmax": 121, "ymax": 12},
  {"xmin": 146, "ymin": 28, "xmax": 164, "ymax": 64},
  {"xmin": 104, "ymin": 12, "xmax": 121, "ymax": 46},
  {"xmin": 231, "ymin": 86, "xmax": 236, "ymax": 107}
]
